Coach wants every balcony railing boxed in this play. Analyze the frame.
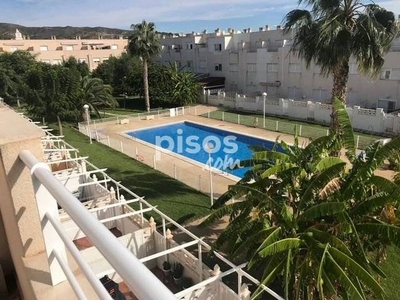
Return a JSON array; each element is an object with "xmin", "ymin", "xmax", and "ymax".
[{"xmin": 19, "ymin": 150, "xmax": 176, "ymax": 300}]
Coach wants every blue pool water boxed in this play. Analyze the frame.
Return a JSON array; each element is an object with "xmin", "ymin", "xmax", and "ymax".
[{"xmin": 126, "ymin": 121, "xmax": 277, "ymax": 178}]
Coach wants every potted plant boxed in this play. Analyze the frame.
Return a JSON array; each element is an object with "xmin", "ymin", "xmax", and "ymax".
[
  {"xmin": 173, "ymin": 262, "xmax": 184, "ymax": 286},
  {"xmin": 182, "ymin": 276, "xmax": 193, "ymax": 289},
  {"xmin": 162, "ymin": 261, "xmax": 171, "ymax": 276}
]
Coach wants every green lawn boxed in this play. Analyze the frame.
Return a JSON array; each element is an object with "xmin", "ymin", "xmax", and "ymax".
[
  {"xmin": 203, "ymin": 110, "xmax": 383, "ymax": 150},
  {"xmin": 52, "ymin": 125, "xmax": 211, "ymax": 224},
  {"xmin": 100, "ymin": 108, "xmax": 143, "ymax": 116},
  {"xmin": 377, "ymin": 247, "xmax": 400, "ymax": 300}
]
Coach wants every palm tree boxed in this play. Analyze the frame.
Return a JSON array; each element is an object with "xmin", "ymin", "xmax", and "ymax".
[
  {"xmin": 128, "ymin": 20, "xmax": 161, "ymax": 112},
  {"xmin": 202, "ymin": 100, "xmax": 400, "ymax": 299},
  {"xmin": 165, "ymin": 62, "xmax": 201, "ymax": 106},
  {"xmin": 76, "ymin": 76, "xmax": 118, "ymax": 121},
  {"xmin": 283, "ymin": 1, "xmax": 398, "ymax": 131}
]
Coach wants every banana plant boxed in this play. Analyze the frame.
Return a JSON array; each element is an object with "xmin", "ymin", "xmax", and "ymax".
[{"xmin": 201, "ymin": 99, "xmax": 400, "ymax": 299}]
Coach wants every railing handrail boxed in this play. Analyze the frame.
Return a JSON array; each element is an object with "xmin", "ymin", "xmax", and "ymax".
[{"xmin": 19, "ymin": 150, "xmax": 176, "ymax": 300}]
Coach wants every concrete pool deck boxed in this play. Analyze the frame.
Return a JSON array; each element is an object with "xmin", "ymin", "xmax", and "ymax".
[{"xmin": 89, "ymin": 105, "xmax": 310, "ymax": 199}]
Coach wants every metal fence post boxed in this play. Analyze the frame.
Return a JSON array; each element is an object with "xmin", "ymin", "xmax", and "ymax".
[
  {"xmin": 120, "ymin": 141, "xmax": 124, "ymax": 153},
  {"xmin": 326, "ymin": 129, "xmax": 329, "ymax": 136},
  {"xmin": 276, "ymin": 121, "xmax": 279, "ymax": 131},
  {"xmin": 299, "ymin": 125, "xmax": 302, "ymax": 136},
  {"xmin": 238, "ymin": 114, "xmax": 240, "ymax": 124},
  {"xmin": 153, "ymin": 155, "xmax": 157, "ymax": 169},
  {"xmin": 174, "ymin": 164, "xmax": 177, "ymax": 179},
  {"xmin": 158, "ymin": 110, "xmax": 160, "ymax": 119},
  {"xmin": 107, "ymin": 136, "xmax": 110, "ymax": 146},
  {"xmin": 222, "ymin": 111, "xmax": 225, "ymax": 121},
  {"xmin": 207, "ymin": 110, "xmax": 210, "ymax": 118},
  {"xmin": 356, "ymin": 135, "xmax": 360, "ymax": 149}
]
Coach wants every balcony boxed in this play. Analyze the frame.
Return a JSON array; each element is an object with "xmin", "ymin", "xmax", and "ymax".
[{"xmin": 0, "ymin": 101, "xmax": 283, "ymax": 300}]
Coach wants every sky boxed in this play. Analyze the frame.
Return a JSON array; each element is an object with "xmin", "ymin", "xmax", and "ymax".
[{"xmin": 1, "ymin": 0, "xmax": 400, "ymax": 33}]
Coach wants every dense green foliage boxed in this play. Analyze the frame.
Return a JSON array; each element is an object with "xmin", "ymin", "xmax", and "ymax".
[
  {"xmin": 0, "ymin": 51, "xmax": 36, "ymax": 103},
  {"xmin": 202, "ymin": 100, "xmax": 400, "ymax": 299},
  {"xmin": 128, "ymin": 20, "xmax": 162, "ymax": 112},
  {"xmin": 0, "ymin": 51, "xmax": 117, "ymax": 122},
  {"xmin": 93, "ymin": 56, "xmax": 201, "ymax": 107}
]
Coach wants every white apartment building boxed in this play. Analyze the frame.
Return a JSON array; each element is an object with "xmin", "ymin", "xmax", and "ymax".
[
  {"xmin": 2, "ymin": 27, "xmax": 400, "ymax": 111},
  {"xmin": 155, "ymin": 26, "xmax": 400, "ymax": 112}
]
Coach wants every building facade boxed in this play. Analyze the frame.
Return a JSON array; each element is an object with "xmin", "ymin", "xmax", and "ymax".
[
  {"xmin": 0, "ymin": 29, "xmax": 127, "ymax": 70},
  {"xmin": 154, "ymin": 26, "xmax": 400, "ymax": 112},
  {"xmin": 2, "ymin": 27, "xmax": 400, "ymax": 111}
]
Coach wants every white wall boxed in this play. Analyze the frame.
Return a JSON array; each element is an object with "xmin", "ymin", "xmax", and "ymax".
[{"xmin": 207, "ymin": 94, "xmax": 400, "ymax": 135}]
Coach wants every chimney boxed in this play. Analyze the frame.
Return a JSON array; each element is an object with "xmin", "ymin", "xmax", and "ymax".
[
  {"xmin": 265, "ymin": 25, "xmax": 269, "ymax": 31},
  {"xmin": 276, "ymin": 25, "xmax": 282, "ymax": 30},
  {"xmin": 203, "ymin": 29, "xmax": 207, "ymax": 34},
  {"xmin": 248, "ymin": 28, "xmax": 251, "ymax": 33}
]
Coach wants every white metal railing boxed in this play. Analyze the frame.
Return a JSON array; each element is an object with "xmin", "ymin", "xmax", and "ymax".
[
  {"xmin": 19, "ymin": 150, "xmax": 176, "ymax": 300},
  {"xmin": 79, "ymin": 158, "xmax": 284, "ymax": 300}
]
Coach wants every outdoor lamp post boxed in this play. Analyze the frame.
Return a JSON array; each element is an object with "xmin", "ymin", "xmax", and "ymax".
[
  {"xmin": 206, "ymin": 143, "xmax": 214, "ymax": 206},
  {"xmin": 262, "ymin": 92, "xmax": 268, "ymax": 128},
  {"xmin": 83, "ymin": 104, "xmax": 92, "ymax": 144}
]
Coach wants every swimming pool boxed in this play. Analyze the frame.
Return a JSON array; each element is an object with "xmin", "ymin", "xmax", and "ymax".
[{"xmin": 125, "ymin": 121, "xmax": 277, "ymax": 178}]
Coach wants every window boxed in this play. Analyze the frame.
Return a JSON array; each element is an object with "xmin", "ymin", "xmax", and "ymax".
[
  {"xmin": 267, "ymin": 63, "xmax": 278, "ymax": 73},
  {"xmin": 93, "ymin": 58, "xmax": 101, "ymax": 64},
  {"xmin": 41, "ymin": 59, "xmax": 50, "ymax": 64},
  {"xmin": 103, "ymin": 58, "xmax": 109, "ymax": 62},
  {"xmin": 214, "ymin": 44, "xmax": 222, "ymax": 52},
  {"xmin": 247, "ymin": 64, "xmax": 257, "ymax": 72},
  {"xmin": 349, "ymin": 63, "xmax": 358, "ymax": 75},
  {"xmin": 229, "ymin": 64, "xmax": 238, "ymax": 72},
  {"xmin": 10, "ymin": 46, "xmax": 18, "ymax": 52},
  {"xmin": 186, "ymin": 43, "xmax": 193, "ymax": 50},
  {"xmin": 214, "ymin": 63, "xmax": 222, "ymax": 71},
  {"xmin": 289, "ymin": 63, "xmax": 301, "ymax": 73},
  {"xmin": 79, "ymin": 58, "xmax": 87, "ymax": 63},
  {"xmin": 111, "ymin": 44, "xmax": 118, "ymax": 50},
  {"xmin": 199, "ymin": 60, "xmax": 206, "ymax": 69},
  {"xmin": 40, "ymin": 46, "xmax": 48, "ymax": 51},
  {"xmin": 380, "ymin": 70, "xmax": 391, "ymax": 80},
  {"xmin": 52, "ymin": 59, "xmax": 62, "ymax": 65},
  {"xmin": 65, "ymin": 45, "xmax": 74, "ymax": 51}
]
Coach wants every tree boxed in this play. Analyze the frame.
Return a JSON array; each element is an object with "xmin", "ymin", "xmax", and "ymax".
[
  {"xmin": 75, "ymin": 76, "xmax": 119, "ymax": 120},
  {"xmin": 202, "ymin": 100, "xmax": 400, "ymax": 299},
  {"xmin": 24, "ymin": 63, "xmax": 80, "ymax": 133},
  {"xmin": 0, "ymin": 51, "xmax": 37, "ymax": 104},
  {"xmin": 283, "ymin": 1, "xmax": 398, "ymax": 131},
  {"xmin": 165, "ymin": 63, "xmax": 201, "ymax": 106},
  {"xmin": 92, "ymin": 53, "xmax": 143, "ymax": 97},
  {"xmin": 128, "ymin": 20, "xmax": 161, "ymax": 112},
  {"xmin": 62, "ymin": 56, "xmax": 90, "ymax": 78}
]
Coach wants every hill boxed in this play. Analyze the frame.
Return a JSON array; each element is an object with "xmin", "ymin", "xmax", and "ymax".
[{"xmin": 0, "ymin": 23, "xmax": 129, "ymax": 40}]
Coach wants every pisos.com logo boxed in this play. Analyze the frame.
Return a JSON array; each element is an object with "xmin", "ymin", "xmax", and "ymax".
[{"xmin": 155, "ymin": 129, "xmax": 244, "ymax": 171}]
